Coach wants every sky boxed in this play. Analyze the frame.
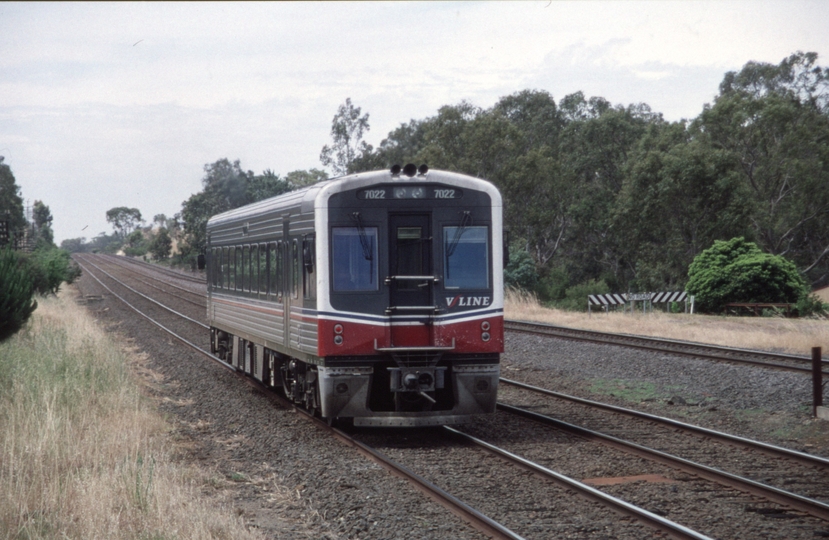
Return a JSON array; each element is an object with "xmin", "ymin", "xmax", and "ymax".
[{"xmin": 2, "ymin": 1, "xmax": 828, "ymax": 244}]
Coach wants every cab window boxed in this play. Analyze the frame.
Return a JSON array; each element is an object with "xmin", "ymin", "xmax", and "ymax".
[
  {"xmin": 444, "ymin": 226, "xmax": 489, "ymax": 290},
  {"xmin": 332, "ymin": 226, "xmax": 378, "ymax": 292}
]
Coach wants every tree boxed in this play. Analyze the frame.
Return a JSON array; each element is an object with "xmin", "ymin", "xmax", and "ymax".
[
  {"xmin": 286, "ymin": 168, "xmax": 329, "ymax": 188},
  {"xmin": 28, "ymin": 200, "xmax": 56, "ymax": 248},
  {"xmin": 320, "ymin": 98, "xmax": 373, "ymax": 176},
  {"xmin": 32, "ymin": 200, "xmax": 52, "ymax": 229},
  {"xmin": 106, "ymin": 207, "xmax": 143, "ymax": 240},
  {"xmin": 179, "ymin": 159, "xmax": 297, "ymax": 257},
  {"xmin": 696, "ymin": 52, "xmax": 829, "ymax": 286},
  {"xmin": 0, "ymin": 157, "xmax": 26, "ymax": 241},
  {"xmin": 0, "ymin": 246, "xmax": 37, "ymax": 341},
  {"xmin": 25, "ymin": 248, "xmax": 80, "ymax": 296},
  {"xmin": 504, "ymin": 248, "xmax": 539, "ymax": 292},
  {"xmin": 60, "ymin": 237, "xmax": 87, "ymax": 253},
  {"xmin": 149, "ymin": 227, "xmax": 172, "ymax": 260},
  {"xmin": 614, "ymin": 122, "xmax": 753, "ymax": 291},
  {"xmin": 180, "ymin": 159, "xmax": 249, "ymax": 255},
  {"xmin": 127, "ymin": 230, "xmax": 144, "ymax": 248},
  {"xmin": 247, "ymin": 169, "xmax": 293, "ymax": 202},
  {"xmin": 686, "ymin": 237, "xmax": 808, "ymax": 313},
  {"xmin": 556, "ymin": 99, "xmax": 664, "ymax": 291}
]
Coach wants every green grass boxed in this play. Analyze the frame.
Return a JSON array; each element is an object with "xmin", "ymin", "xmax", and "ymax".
[{"xmin": 588, "ymin": 379, "xmax": 663, "ymax": 403}]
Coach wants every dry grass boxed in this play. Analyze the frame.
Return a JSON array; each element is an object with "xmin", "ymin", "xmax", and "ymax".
[
  {"xmin": 0, "ymin": 291, "xmax": 263, "ymax": 540},
  {"xmin": 505, "ymin": 289, "xmax": 829, "ymax": 356}
]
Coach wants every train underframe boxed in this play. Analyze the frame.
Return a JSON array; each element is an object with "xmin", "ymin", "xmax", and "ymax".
[{"xmin": 210, "ymin": 327, "xmax": 499, "ymax": 426}]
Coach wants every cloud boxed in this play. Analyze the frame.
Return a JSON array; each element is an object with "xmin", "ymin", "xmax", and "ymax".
[{"xmin": 2, "ymin": 1, "xmax": 828, "ymax": 244}]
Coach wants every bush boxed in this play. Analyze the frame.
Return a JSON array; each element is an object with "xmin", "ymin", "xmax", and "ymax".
[
  {"xmin": 0, "ymin": 247, "xmax": 37, "ymax": 341},
  {"xmin": 552, "ymin": 279, "xmax": 611, "ymax": 311},
  {"xmin": 504, "ymin": 248, "xmax": 538, "ymax": 292},
  {"xmin": 795, "ymin": 294, "xmax": 829, "ymax": 317},
  {"xmin": 26, "ymin": 247, "xmax": 81, "ymax": 296},
  {"xmin": 149, "ymin": 227, "xmax": 173, "ymax": 260},
  {"xmin": 686, "ymin": 237, "xmax": 808, "ymax": 313},
  {"xmin": 538, "ymin": 266, "xmax": 570, "ymax": 302}
]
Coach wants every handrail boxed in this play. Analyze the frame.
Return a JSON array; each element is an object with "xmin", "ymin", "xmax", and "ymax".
[{"xmin": 384, "ymin": 275, "xmax": 439, "ymax": 284}]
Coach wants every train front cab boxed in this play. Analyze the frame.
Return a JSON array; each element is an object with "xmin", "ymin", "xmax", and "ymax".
[{"xmin": 316, "ymin": 172, "xmax": 504, "ymax": 427}]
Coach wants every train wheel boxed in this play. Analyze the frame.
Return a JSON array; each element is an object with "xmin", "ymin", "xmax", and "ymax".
[{"xmin": 305, "ymin": 379, "xmax": 321, "ymax": 417}]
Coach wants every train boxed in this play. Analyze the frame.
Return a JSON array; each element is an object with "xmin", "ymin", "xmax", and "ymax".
[{"xmin": 205, "ymin": 164, "xmax": 504, "ymax": 426}]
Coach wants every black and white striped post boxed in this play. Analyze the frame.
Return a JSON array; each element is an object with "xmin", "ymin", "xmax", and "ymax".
[
  {"xmin": 587, "ymin": 294, "xmax": 627, "ymax": 316},
  {"xmin": 588, "ymin": 291, "xmax": 695, "ymax": 315}
]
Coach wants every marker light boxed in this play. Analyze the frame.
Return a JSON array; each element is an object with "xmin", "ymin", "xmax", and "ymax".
[{"xmin": 403, "ymin": 163, "xmax": 417, "ymax": 177}]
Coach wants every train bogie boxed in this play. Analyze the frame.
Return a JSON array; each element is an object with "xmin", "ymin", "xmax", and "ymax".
[{"xmin": 206, "ymin": 166, "xmax": 503, "ymax": 426}]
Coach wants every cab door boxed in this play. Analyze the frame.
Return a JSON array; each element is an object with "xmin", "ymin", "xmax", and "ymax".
[{"xmin": 389, "ymin": 214, "xmax": 433, "ymax": 311}]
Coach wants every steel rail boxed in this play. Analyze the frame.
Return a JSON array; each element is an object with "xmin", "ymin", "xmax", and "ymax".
[
  {"xmin": 109, "ymin": 253, "xmax": 206, "ymax": 284},
  {"xmin": 75, "ymin": 258, "xmax": 525, "ymax": 540},
  {"xmin": 497, "ymin": 402, "xmax": 829, "ymax": 522},
  {"xmin": 443, "ymin": 426, "xmax": 714, "ymax": 540},
  {"xmin": 504, "ymin": 319, "xmax": 829, "ymax": 375},
  {"xmin": 77, "ymin": 255, "xmax": 208, "ymax": 330},
  {"xmin": 99, "ymin": 253, "xmax": 207, "ymax": 294},
  {"xmin": 89, "ymin": 255, "xmax": 206, "ymax": 309},
  {"xmin": 501, "ymin": 377, "xmax": 829, "ymax": 470},
  {"xmin": 325, "ymin": 423, "xmax": 527, "ymax": 540}
]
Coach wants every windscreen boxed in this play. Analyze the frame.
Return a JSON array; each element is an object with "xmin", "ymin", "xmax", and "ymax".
[
  {"xmin": 332, "ymin": 226, "xmax": 378, "ymax": 291},
  {"xmin": 444, "ymin": 226, "xmax": 489, "ymax": 290}
]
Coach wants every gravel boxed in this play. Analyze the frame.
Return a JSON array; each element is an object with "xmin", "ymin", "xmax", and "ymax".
[
  {"xmin": 503, "ymin": 331, "xmax": 829, "ymax": 457},
  {"xmin": 72, "ymin": 256, "xmax": 829, "ymax": 539}
]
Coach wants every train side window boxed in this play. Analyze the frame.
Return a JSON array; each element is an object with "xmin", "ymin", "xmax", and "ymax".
[
  {"xmin": 291, "ymin": 240, "xmax": 299, "ymax": 299},
  {"xmin": 258, "ymin": 243, "xmax": 267, "ymax": 294},
  {"xmin": 228, "ymin": 247, "xmax": 236, "ymax": 290},
  {"xmin": 303, "ymin": 234, "xmax": 316, "ymax": 299},
  {"xmin": 332, "ymin": 226, "xmax": 378, "ymax": 292},
  {"xmin": 250, "ymin": 244, "xmax": 258, "ymax": 293},
  {"xmin": 236, "ymin": 246, "xmax": 244, "ymax": 291},
  {"xmin": 274, "ymin": 241, "xmax": 284, "ymax": 298},
  {"xmin": 221, "ymin": 247, "xmax": 228, "ymax": 289},
  {"xmin": 443, "ymin": 225, "xmax": 489, "ymax": 290},
  {"xmin": 240, "ymin": 245, "xmax": 249, "ymax": 291},
  {"xmin": 267, "ymin": 242, "xmax": 278, "ymax": 297}
]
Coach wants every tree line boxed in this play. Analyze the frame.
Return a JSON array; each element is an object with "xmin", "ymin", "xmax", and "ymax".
[
  {"xmin": 60, "ymin": 51, "xmax": 829, "ymax": 315},
  {"xmin": 0, "ymin": 156, "xmax": 81, "ymax": 340},
  {"xmin": 345, "ymin": 52, "xmax": 829, "ymax": 310}
]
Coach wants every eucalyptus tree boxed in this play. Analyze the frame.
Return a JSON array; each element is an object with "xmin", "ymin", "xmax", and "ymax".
[
  {"xmin": 556, "ymin": 96, "xmax": 664, "ymax": 290},
  {"xmin": 695, "ymin": 51, "xmax": 829, "ymax": 285},
  {"xmin": 615, "ymin": 122, "xmax": 752, "ymax": 291},
  {"xmin": 105, "ymin": 207, "xmax": 144, "ymax": 240},
  {"xmin": 180, "ymin": 159, "xmax": 299, "ymax": 256},
  {"xmin": 320, "ymin": 98, "xmax": 372, "ymax": 176},
  {"xmin": 0, "ymin": 157, "xmax": 26, "ymax": 237}
]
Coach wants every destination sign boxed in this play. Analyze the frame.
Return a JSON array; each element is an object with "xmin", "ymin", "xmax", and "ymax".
[{"xmin": 357, "ymin": 185, "xmax": 463, "ymax": 200}]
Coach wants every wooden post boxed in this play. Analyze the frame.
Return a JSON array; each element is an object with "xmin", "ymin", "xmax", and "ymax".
[{"xmin": 814, "ymin": 347, "xmax": 823, "ymax": 417}]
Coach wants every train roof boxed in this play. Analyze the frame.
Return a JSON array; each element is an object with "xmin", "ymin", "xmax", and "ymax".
[{"xmin": 206, "ymin": 168, "xmax": 501, "ymax": 230}]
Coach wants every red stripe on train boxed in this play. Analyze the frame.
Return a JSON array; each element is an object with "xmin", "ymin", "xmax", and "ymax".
[{"xmin": 317, "ymin": 316, "xmax": 504, "ymax": 356}]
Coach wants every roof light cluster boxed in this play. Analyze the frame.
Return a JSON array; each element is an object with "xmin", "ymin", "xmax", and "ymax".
[{"xmin": 391, "ymin": 163, "xmax": 429, "ymax": 177}]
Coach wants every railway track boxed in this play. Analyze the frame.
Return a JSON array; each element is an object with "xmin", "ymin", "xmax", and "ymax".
[
  {"xmin": 73, "ymin": 254, "xmax": 522, "ymax": 539},
  {"xmin": 88, "ymin": 255, "xmax": 825, "ymax": 376},
  {"xmin": 504, "ymin": 319, "xmax": 827, "ymax": 375},
  {"xmin": 494, "ymin": 394, "xmax": 829, "ymax": 521},
  {"xmin": 72, "ymin": 253, "xmax": 829, "ymax": 539},
  {"xmin": 75, "ymin": 253, "xmax": 719, "ymax": 539}
]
